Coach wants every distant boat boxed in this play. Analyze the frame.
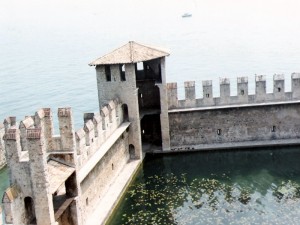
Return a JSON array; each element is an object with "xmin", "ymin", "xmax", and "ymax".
[{"xmin": 182, "ymin": 13, "xmax": 192, "ymax": 18}]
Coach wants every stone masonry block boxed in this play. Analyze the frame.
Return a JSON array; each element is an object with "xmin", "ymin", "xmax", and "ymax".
[
  {"xmin": 58, "ymin": 108, "xmax": 72, "ymax": 117},
  {"xmin": 167, "ymin": 83, "xmax": 177, "ymax": 89},
  {"xmin": 84, "ymin": 120, "xmax": 94, "ymax": 132},
  {"xmin": 220, "ymin": 77, "xmax": 230, "ymax": 84},
  {"xmin": 27, "ymin": 128, "xmax": 41, "ymax": 139},
  {"xmin": 274, "ymin": 74, "xmax": 284, "ymax": 80},
  {"xmin": 202, "ymin": 80, "xmax": 212, "ymax": 86},
  {"xmin": 43, "ymin": 108, "xmax": 51, "ymax": 117},
  {"xmin": 100, "ymin": 107, "xmax": 109, "ymax": 117},
  {"xmin": 255, "ymin": 75, "xmax": 266, "ymax": 82},
  {"xmin": 184, "ymin": 81, "xmax": 195, "ymax": 88},
  {"xmin": 75, "ymin": 128, "xmax": 85, "ymax": 141},
  {"xmin": 108, "ymin": 100, "xmax": 115, "ymax": 110},
  {"xmin": 237, "ymin": 77, "xmax": 248, "ymax": 83},
  {"xmin": 20, "ymin": 117, "xmax": 34, "ymax": 129},
  {"xmin": 4, "ymin": 128, "xmax": 18, "ymax": 140},
  {"xmin": 292, "ymin": 73, "xmax": 300, "ymax": 79}
]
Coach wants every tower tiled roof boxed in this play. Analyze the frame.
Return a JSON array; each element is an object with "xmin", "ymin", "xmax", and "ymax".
[{"xmin": 89, "ymin": 41, "xmax": 170, "ymax": 66}]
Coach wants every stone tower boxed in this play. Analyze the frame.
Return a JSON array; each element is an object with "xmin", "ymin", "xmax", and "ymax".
[
  {"xmin": 89, "ymin": 41, "xmax": 171, "ymax": 156},
  {"xmin": 2, "ymin": 109, "xmax": 79, "ymax": 225}
]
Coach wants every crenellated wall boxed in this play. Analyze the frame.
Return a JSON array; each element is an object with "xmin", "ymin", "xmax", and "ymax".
[
  {"xmin": 3, "ymin": 63, "xmax": 300, "ymax": 224},
  {"xmin": 167, "ymin": 73, "xmax": 300, "ymax": 151},
  {"xmin": 75, "ymin": 99, "xmax": 123, "ymax": 169},
  {"xmin": 78, "ymin": 127, "xmax": 130, "ymax": 224},
  {"xmin": 1, "ymin": 98, "xmax": 136, "ymax": 225},
  {"xmin": 2, "ymin": 109, "xmax": 58, "ymax": 225},
  {"xmin": 169, "ymin": 103, "xmax": 300, "ymax": 149},
  {"xmin": 74, "ymin": 99, "xmax": 133, "ymax": 224},
  {"xmin": 167, "ymin": 73, "xmax": 300, "ymax": 109}
]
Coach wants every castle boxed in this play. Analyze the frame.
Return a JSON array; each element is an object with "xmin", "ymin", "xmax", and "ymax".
[{"xmin": 1, "ymin": 41, "xmax": 300, "ymax": 225}]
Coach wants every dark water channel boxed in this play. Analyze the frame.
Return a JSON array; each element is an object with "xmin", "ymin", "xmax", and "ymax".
[
  {"xmin": 0, "ymin": 166, "xmax": 8, "ymax": 199},
  {"xmin": 108, "ymin": 146, "xmax": 300, "ymax": 225}
]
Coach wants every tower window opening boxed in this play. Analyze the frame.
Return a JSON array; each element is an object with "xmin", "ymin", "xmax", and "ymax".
[
  {"xmin": 24, "ymin": 197, "xmax": 35, "ymax": 223},
  {"xmin": 105, "ymin": 65, "xmax": 111, "ymax": 81},
  {"xmin": 272, "ymin": 126, "xmax": 276, "ymax": 132},
  {"xmin": 157, "ymin": 63, "xmax": 162, "ymax": 83},
  {"xmin": 217, "ymin": 129, "xmax": 221, "ymax": 135},
  {"xmin": 138, "ymin": 93, "xmax": 144, "ymax": 108},
  {"xmin": 137, "ymin": 62, "xmax": 144, "ymax": 70},
  {"xmin": 122, "ymin": 104, "xmax": 129, "ymax": 122},
  {"xmin": 129, "ymin": 144, "xmax": 135, "ymax": 160},
  {"xmin": 278, "ymin": 87, "xmax": 281, "ymax": 92},
  {"xmin": 241, "ymin": 90, "xmax": 244, "ymax": 95},
  {"xmin": 120, "ymin": 65, "xmax": 126, "ymax": 81},
  {"xmin": 206, "ymin": 93, "xmax": 210, "ymax": 98}
]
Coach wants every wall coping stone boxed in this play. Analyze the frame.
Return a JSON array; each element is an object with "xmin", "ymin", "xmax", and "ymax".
[{"xmin": 168, "ymin": 99, "xmax": 300, "ymax": 113}]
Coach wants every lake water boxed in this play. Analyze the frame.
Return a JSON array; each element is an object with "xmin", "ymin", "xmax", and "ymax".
[
  {"xmin": 1, "ymin": 0, "xmax": 300, "ymax": 219},
  {"xmin": 1, "ymin": 0, "xmax": 300, "ymax": 128},
  {"xmin": 108, "ymin": 146, "xmax": 300, "ymax": 225}
]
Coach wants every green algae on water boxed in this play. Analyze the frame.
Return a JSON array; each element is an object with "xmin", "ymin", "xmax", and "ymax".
[{"xmin": 108, "ymin": 147, "xmax": 300, "ymax": 225}]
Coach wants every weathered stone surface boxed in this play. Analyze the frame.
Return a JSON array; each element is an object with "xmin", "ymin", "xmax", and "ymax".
[
  {"xmin": 1, "ymin": 101, "xmax": 134, "ymax": 225},
  {"xmin": 169, "ymin": 103, "xmax": 300, "ymax": 148},
  {"xmin": 0, "ymin": 124, "xmax": 5, "ymax": 169},
  {"xmin": 3, "ymin": 42, "xmax": 300, "ymax": 225},
  {"xmin": 167, "ymin": 74, "xmax": 300, "ymax": 109}
]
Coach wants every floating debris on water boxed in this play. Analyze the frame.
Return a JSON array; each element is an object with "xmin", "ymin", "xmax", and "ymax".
[
  {"xmin": 108, "ymin": 173, "xmax": 300, "ymax": 224},
  {"xmin": 107, "ymin": 148, "xmax": 300, "ymax": 225}
]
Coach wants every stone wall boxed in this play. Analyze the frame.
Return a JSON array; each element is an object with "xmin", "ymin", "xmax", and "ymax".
[
  {"xmin": 96, "ymin": 63, "xmax": 143, "ymax": 159},
  {"xmin": 1, "ymin": 99, "xmax": 133, "ymax": 225},
  {"xmin": 79, "ymin": 131, "xmax": 130, "ymax": 224},
  {"xmin": 0, "ymin": 124, "xmax": 5, "ymax": 169},
  {"xmin": 75, "ymin": 99, "xmax": 123, "ymax": 169},
  {"xmin": 169, "ymin": 103, "xmax": 300, "ymax": 149}
]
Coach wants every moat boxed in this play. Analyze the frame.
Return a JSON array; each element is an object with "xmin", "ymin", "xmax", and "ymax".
[
  {"xmin": 108, "ymin": 146, "xmax": 300, "ymax": 225},
  {"xmin": 0, "ymin": 167, "xmax": 8, "ymax": 202}
]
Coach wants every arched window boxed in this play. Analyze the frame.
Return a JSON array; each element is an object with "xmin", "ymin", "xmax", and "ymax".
[
  {"xmin": 120, "ymin": 64, "xmax": 126, "ymax": 81},
  {"xmin": 122, "ymin": 104, "xmax": 129, "ymax": 122},
  {"xmin": 129, "ymin": 144, "xmax": 135, "ymax": 160},
  {"xmin": 105, "ymin": 65, "xmax": 111, "ymax": 81},
  {"xmin": 24, "ymin": 196, "xmax": 35, "ymax": 224}
]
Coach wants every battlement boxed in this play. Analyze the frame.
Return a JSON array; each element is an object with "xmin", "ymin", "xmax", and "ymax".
[
  {"xmin": 1, "ymin": 98, "xmax": 129, "ymax": 224},
  {"xmin": 167, "ymin": 73, "xmax": 300, "ymax": 109},
  {"xmin": 2, "ymin": 99, "xmax": 124, "ymax": 168},
  {"xmin": 3, "ymin": 108, "xmax": 69, "ymax": 164}
]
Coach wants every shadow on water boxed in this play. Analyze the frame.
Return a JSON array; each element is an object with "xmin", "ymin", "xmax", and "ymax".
[{"xmin": 108, "ymin": 146, "xmax": 300, "ymax": 225}]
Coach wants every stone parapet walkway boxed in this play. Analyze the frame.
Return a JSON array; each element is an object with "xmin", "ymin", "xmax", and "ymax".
[{"xmin": 85, "ymin": 159, "xmax": 141, "ymax": 225}]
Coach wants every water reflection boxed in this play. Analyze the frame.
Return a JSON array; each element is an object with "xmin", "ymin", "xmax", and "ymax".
[{"xmin": 108, "ymin": 146, "xmax": 300, "ymax": 224}]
